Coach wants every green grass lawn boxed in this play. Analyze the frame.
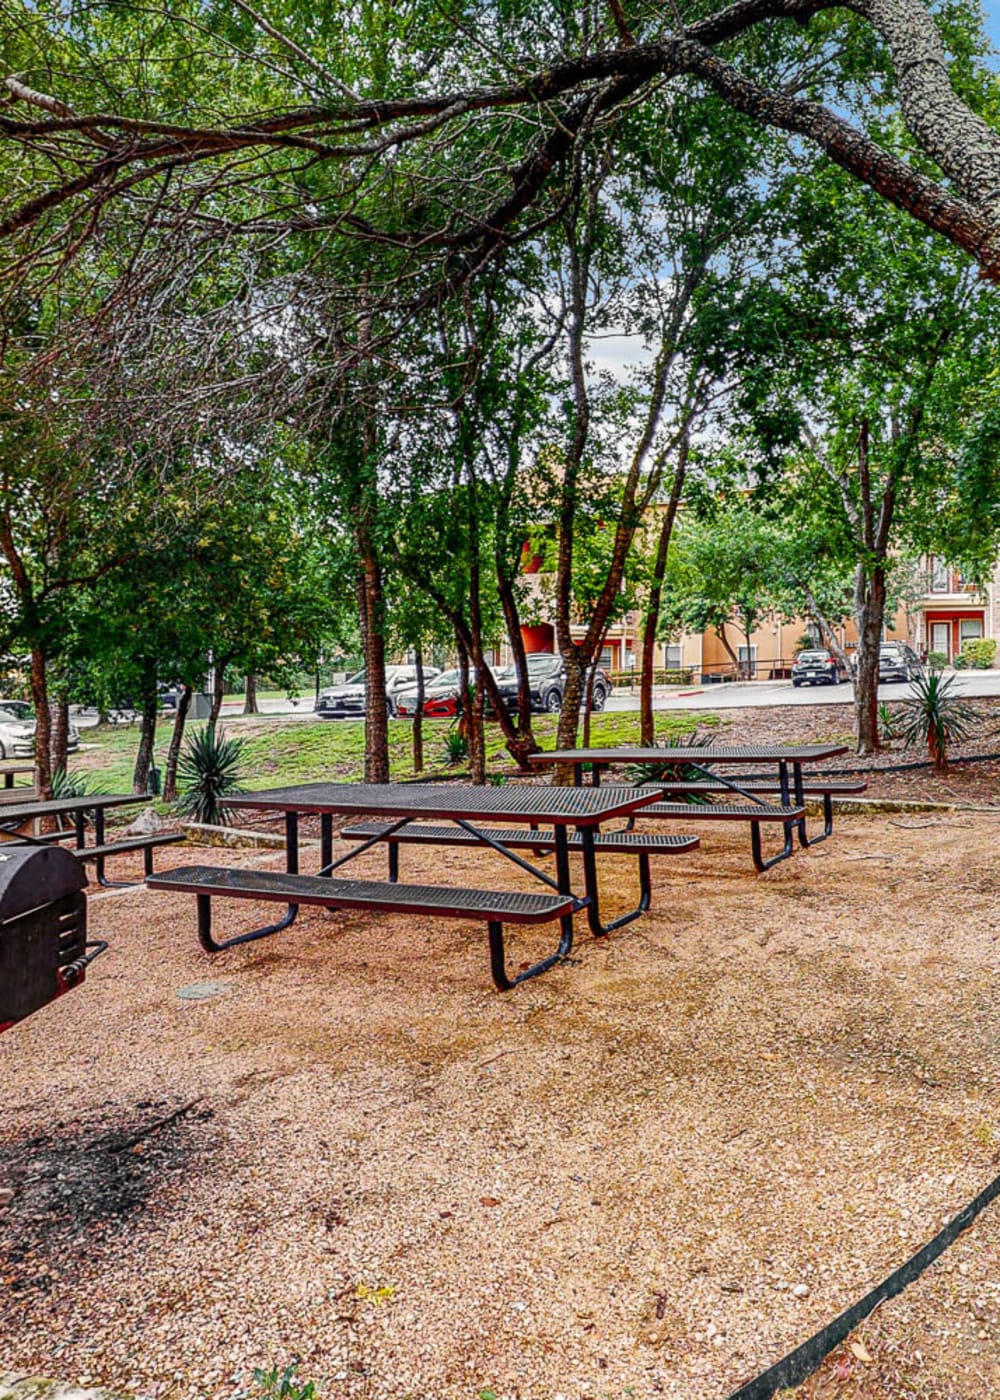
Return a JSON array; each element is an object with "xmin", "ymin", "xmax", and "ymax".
[{"xmin": 70, "ymin": 709, "xmax": 725, "ymax": 795}]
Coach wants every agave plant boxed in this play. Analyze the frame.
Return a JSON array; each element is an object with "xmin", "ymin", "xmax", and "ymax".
[
  {"xmin": 174, "ymin": 724, "xmax": 246, "ymax": 825},
  {"xmin": 893, "ymin": 672, "xmax": 980, "ymax": 772},
  {"xmin": 50, "ymin": 764, "xmax": 90, "ymax": 800}
]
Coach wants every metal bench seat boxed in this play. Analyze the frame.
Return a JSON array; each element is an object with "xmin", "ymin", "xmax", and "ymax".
[
  {"xmin": 636, "ymin": 778, "xmax": 866, "ymax": 849},
  {"xmin": 146, "ymin": 863, "xmax": 581, "ymax": 991},
  {"xmin": 74, "ymin": 832, "xmax": 187, "ymax": 884},
  {"xmin": 648, "ymin": 779, "xmax": 868, "ymax": 796},
  {"xmin": 340, "ymin": 820, "xmax": 699, "ymax": 855},
  {"xmin": 612, "ymin": 797, "xmax": 805, "ymax": 873}
]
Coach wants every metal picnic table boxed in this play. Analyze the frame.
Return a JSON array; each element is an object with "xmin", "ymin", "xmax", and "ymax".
[
  {"xmin": 0, "ymin": 793, "xmax": 175, "ymax": 886},
  {"xmin": 222, "ymin": 779, "xmax": 688, "ymax": 937},
  {"xmin": 527, "ymin": 744, "xmax": 851, "ymax": 868}
]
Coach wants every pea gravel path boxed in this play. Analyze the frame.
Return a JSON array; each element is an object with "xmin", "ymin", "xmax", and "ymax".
[{"xmin": 1, "ymin": 798, "xmax": 998, "ymax": 1400}]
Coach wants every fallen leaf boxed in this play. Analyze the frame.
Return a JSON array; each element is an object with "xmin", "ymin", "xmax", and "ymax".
[
  {"xmin": 851, "ymin": 1341, "xmax": 873, "ymax": 1363},
  {"xmin": 479, "ymin": 1196, "xmax": 500, "ymax": 1207}
]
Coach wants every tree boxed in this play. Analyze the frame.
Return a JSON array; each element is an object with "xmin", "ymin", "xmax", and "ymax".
[
  {"xmin": 660, "ymin": 501, "xmax": 782, "ymax": 675},
  {"xmin": 738, "ymin": 158, "xmax": 1000, "ymax": 751},
  {"xmin": 3, "ymin": 0, "xmax": 1000, "ymax": 287}
]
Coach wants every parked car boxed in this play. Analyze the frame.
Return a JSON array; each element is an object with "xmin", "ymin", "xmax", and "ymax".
[
  {"xmin": 0, "ymin": 705, "xmax": 80, "ymax": 758},
  {"xmin": 395, "ymin": 667, "xmax": 519, "ymax": 718},
  {"xmin": 0, "ymin": 699, "xmax": 32, "ymax": 720},
  {"xmin": 876, "ymin": 642, "xmax": 924, "ymax": 683},
  {"xmin": 499, "ymin": 653, "xmax": 612, "ymax": 713},
  {"xmin": 849, "ymin": 642, "xmax": 924, "ymax": 683},
  {"xmin": 790, "ymin": 650, "xmax": 847, "ymax": 687},
  {"xmin": 314, "ymin": 664, "xmax": 441, "ymax": 719}
]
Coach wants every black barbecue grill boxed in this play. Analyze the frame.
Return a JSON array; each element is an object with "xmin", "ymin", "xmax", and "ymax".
[{"xmin": 0, "ymin": 845, "xmax": 106, "ymax": 1033}]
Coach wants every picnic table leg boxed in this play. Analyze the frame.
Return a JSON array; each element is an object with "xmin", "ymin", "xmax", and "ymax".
[
  {"xmin": 483, "ymin": 828, "xmax": 575, "ymax": 991},
  {"xmin": 749, "ymin": 818, "xmax": 796, "ymax": 872},
  {"xmin": 577, "ymin": 825, "xmax": 651, "ymax": 937},
  {"xmin": 194, "ymin": 811, "xmax": 302, "ymax": 948},
  {"xmin": 320, "ymin": 814, "xmax": 333, "ymax": 874}
]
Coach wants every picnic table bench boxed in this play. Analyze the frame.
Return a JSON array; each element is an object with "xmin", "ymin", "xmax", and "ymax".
[
  {"xmin": 148, "ymin": 864, "xmax": 580, "ymax": 992},
  {"xmin": 0, "ymin": 764, "xmax": 38, "ymax": 803},
  {"xmin": 340, "ymin": 820, "xmax": 699, "ymax": 922},
  {"xmin": 638, "ymin": 777, "xmax": 868, "ymax": 845}
]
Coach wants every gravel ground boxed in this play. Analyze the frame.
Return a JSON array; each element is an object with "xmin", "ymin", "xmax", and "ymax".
[{"xmin": 1, "ymin": 708, "xmax": 998, "ymax": 1400}]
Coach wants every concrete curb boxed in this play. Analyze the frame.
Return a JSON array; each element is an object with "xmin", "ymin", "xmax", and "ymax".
[
  {"xmin": 831, "ymin": 796, "xmax": 999, "ymax": 815},
  {"xmin": 180, "ymin": 821, "xmax": 286, "ymax": 848}
]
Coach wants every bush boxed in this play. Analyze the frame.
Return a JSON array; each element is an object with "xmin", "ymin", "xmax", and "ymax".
[
  {"xmin": 442, "ymin": 728, "xmax": 469, "ymax": 766},
  {"xmin": 960, "ymin": 638, "xmax": 997, "ymax": 669},
  {"xmin": 927, "ymin": 651, "xmax": 949, "ymax": 672},
  {"xmin": 952, "ymin": 652, "xmax": 970, "ymax": 669},
  {"xmin": 174, "ymin": 724, "xmax": 246, "ymax": 825},
  {"xmin": 894, "ymin": 672, "xmax": 980, "ymax": 772},
  {"xmin": 878, "ymin": 703, "xmax": 899, "ymax": 742}
]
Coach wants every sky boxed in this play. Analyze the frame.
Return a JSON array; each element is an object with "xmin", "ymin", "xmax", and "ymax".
[{"xmin": 983, "ymin": 1, "xmax": 1000, "ymax": 52}]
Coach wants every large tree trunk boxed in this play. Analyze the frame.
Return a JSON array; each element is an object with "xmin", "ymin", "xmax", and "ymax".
[
  {"xmin": 28, "ymin": 649, "xmax": 53, "ymax": 798},
  {"xmin": 50, "ymin": 695, "xmax": 70, "ymax": 777},
  {"xmin": 854, "ymin": 563, "xmax": 888, "ymax": 755},
  {"xmin": 411, "ymin": 646, "xmax": 425, "ymax": 774},
  {"xmin": 210, "ymin": 666, "xmax": 226, "ymax": 724},
  {"xmin": 163, "ymin": 685, "xmax": 193, "ymax": 800},
  {"xmin": 357, "ymin": 533, "xmax": 390, "ymax": 784},
  {"xmin": 132, "ymin": 671, "xmax": 159, "ymax": 793},
  {"xmin": 243, "ymin": 674, "xmax": 259, "ymax": 715},
  {"xmin": 496, "ymin": 572, "xmax": 538, "ymax": 768}
]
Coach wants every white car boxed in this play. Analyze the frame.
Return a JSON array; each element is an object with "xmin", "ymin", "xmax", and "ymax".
[
  {"xmin": 0, "ymin": 704, "xmax": 80, "ymax": 759},
  {"xmin": 314, "ymin": 665, "xmax": 441, "ymax": 719}
]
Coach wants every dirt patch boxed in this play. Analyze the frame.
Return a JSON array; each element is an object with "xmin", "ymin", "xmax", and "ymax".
[{"xmin": 0, "ymin": 724, "xmax": 998, "ymax": 1400}]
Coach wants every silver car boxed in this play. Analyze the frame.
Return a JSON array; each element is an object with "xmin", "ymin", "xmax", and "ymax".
[
  {"xmin": 314, "ymin": 664, "xmax": 441, "ymax": 719},
  {"xmin": 0, "ymin": 704, "xmax": 80, "ymax": 759}
]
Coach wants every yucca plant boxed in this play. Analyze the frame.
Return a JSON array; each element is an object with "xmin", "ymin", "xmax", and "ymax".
[
  {"xmin": 174, "ymin": 724, "xmax": 246, "ymax": 825},
  {"xmin": 442, "ymin": 727, "xmax": 469, "ymax": 767},
  {"xmin": 878, "ymin": 702, "xmax": 898, "ymax": 744},
  {"xmin": 893, "ymin": 672, "xmax": 980, "ymax": 772},
  {"xmin": 50, "ymin": 764, "xmax": 90, "ymax": 799}
]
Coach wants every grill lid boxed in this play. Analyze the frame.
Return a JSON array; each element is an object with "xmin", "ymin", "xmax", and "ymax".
[{"xmin": 0, "ymin": 845, "xmax": 87, "ymax": 922}]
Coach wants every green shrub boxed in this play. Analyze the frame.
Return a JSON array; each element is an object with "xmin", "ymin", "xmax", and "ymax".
[
  {"xmin": 51, "ymin": 764, "xmax": 90, "ymax": 799},
  {"xmin": 442, "ymin": 728, "xmax": 469, "ymax": 766},
  {"xmin": 174, "ymin": 724, "xmax": 246, "ymax": 825},
  {"xmin": 878, "ymin": 702, "xmax": 899, "ymax": 742},
  {"xmin": 894, "ymin": 672, "xmax": 980, "ymax": 772},
  {"xmin": 960, "ymin": 638, "xmax": 996, "ymax": 669},
  {"xmin": 927, "ymin": 651, "xmax": 949, "ymax": 672},
  {"xmin": 952, "ymin": 652, "xmax": 970, "ymax": 669},
  {"xmin": 245, "ymin": 1362, "xmax": 317, "ymax": 1400}
]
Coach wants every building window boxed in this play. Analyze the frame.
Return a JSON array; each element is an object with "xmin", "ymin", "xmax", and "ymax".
[
  {"xmin": 598, "ymin": 646, "xmax": 613, "ymax": 669},
  {"xmin": 960, "ymin": 619, "xmax": 983, "ymax": 645},
  {"xmin": 929, "ymin": 557, "xmax": 949, "ymax": 592},
  {"xmin": 663, "ymin": 644, "xmax": 682, "ymax": 670},
  {"xmin": 737, "ymin": 644, "xmax": 757, "ymax": 678}
]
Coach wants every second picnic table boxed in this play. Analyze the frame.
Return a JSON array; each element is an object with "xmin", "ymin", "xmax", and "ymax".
[
  {"xmin": 527, "ymin": 744, "xmax": 854, "ymax": 870},
  {"xmin": 0, "ymin": 793, "xmax": 183, "ymax": 886}
]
